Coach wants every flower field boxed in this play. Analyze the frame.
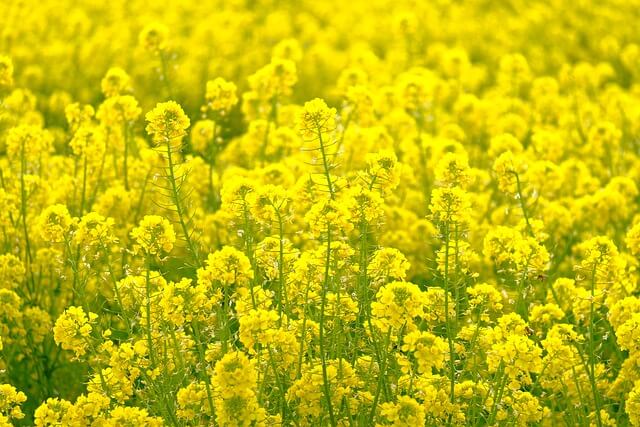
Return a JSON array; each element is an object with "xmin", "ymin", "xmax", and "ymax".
[{"xmin": 2, "ymin": 0, "xmax": 640, "ymax": 425}]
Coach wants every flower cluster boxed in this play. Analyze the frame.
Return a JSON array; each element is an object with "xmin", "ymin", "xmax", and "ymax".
[{"xmin": 1, "ymin": 0, "xmax": 640, "ymax": 425}]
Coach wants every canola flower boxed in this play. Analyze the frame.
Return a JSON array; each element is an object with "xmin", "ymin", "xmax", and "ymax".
[{"xmin": 1, "ymin": 0, "xmax": 640, "ymax": 426}]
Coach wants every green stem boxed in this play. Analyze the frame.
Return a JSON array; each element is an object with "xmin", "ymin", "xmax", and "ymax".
[
  {"xmin": 165, "ymin": 136, "xmax": 201, "ymax": 267},
  {"xmin": 486, "ymin": 365, "xmax": 508, "ymax": 425},
  {"xmin": 144, "ymin": 259, "xmax": 157, "ymax": 367},
  {"xmin": 258, "ymin": 97, "xmax": 277, "ymax": 165},
  {"xmin": 296, "ymin": 279, "xmax": 312, "ymax": 378},
  {"xmin": 123, "ymin": 122, "xmax": 130, "ymax": 191},
  {"xmin": 19, "ymin": 139, "xmax": 34, "ymax": 294},
  {"xmin": 79, "ymin": 151, "xmax": 88, "ymax": 216},
  {"xmin": 319, "ymin": 224, "xmax": 337, "ymax": 427},
  {"xmin": 274, "ymin": 207, "xmax": 288, "ymax": 322},
  {"xmin": 587, "ymin": 265, "xmax": 603, "ymax": 427},
  {"xmin": 191, "ymin": 320, "xmax": 217, "ymax": 421},
  {"xmin": 207, "ymin": 123, "xmax": 218, "ymax": 209},
  {"xmin": 513, "ymin": 171, "xmax": 534, "ymax": 238},
  {"xmin": 367, "ymin": 327, "xmax": 393, "ymax": 426},
  {"xmin": 314, "ymin": 119, "xmax": 335, "ymax": 198},
  {"xmin": 443, "ymin": 221, "xmax": 456, "ymax": 406},
  {"xmin": 159, "ymin": 50, "xmax": 174, "ymax": 100}
]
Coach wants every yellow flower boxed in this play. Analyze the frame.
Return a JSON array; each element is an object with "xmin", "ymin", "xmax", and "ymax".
[
  {"xmin": 492, "ymin": 150, "xmax": 526, "ymax": 195},
  {"xmin": 0, "ymin": 254, "xmax": 25, "ymax": 290},
  {"xmin": 626, "ymin": 221, "xmax": 640, "ymax": 256},
  {"xmin": 628, "ymin": 381, "xmax": 640, "ymax": 426},
  {"xmin": 139, "ymin": 22, "xmax": 168, "ymax": 53},
  {"xmin": 145, "ymin": 101, "xmax": 190, "ymax": 147},
  {"xmin": 372, "ymin": 281, "xmax": 424, "ymax": 332},
  {"xmin": 617, "ymin": 313, "xmax": 640, "ymax": 354},
  {"xmin": 365, "ymin": 150, "xmax": 401, "ymax": 193},
  {"xmin": 5, "ymin": 125, "xmax": 53, "ymax": 160},
  {"xmin": 53, "ymin": 306, "xmax": 98, "ymax": 358},
  {"xmin": 37, "ymin": 204, "xmax": 75, "ymax": 243},
  {"xmin": 379, "ymin": 395, "xmax": 425, "ymax": 426},
  {"xmin": 305, "ymin": 197, "xmax": 354, "ymax": 237},
  {"xmin": 65, "ymin": 103, "xmax": 95, "ymax": 132},
  {"xmin": 467, "ymin": 282, "xmax": 504, "ymax": 319},
  {"xmin": 429, "ymin": 186, "xmax": 472, "ymax": 225},
  {"xmin": 190, "ymin": 119, "xmax": 216, "ymax": 154},
  {"xmin": 248, "ymin": 58, "xmax": 297, "ymax": 100},
  {"xmin": 487, "ymin": 334, "xmax": 543, "ymax": 389},
  {"xmin": 130, "ymin": 215, "xmax": 176, "ymax": 256},
  {"xmin": 197, "ymin": 246, "xmax": 253, "ymax": 288},
  {"xmin": 106, "ymin": 406, "xmax": 163, "ymax": 426},
  {"xmin": 212, "ymin": 351, "xmax": 264, "ymax": 427},
  {"xmin": 203, "ymin": 77, "xmax": 238, "ymax": 114},
  {"xmin": 0, "ymin": 384, "xmax": 26, "ymax": 422},
  {"xmin": 0, "ymin": 56, "xmax": 14, "ymax": 90},
  {"xmin": 297, "ymin": 98, "xmax": 336, "ymax": 140},
  {"xmin": 248, "ymin": 184, "xmax": 290, "ymax": 225},
  {"xmin": 434, "ymin": 151, "xmax": 471, "ymax": 188},
  {"xmin": 96, "ymin": 95, "xmax": 141, "ymax": 126},
  {"xmin": 402, "ymin": 330, "xmax": 449, "ymax": 373},
  {"xmin": 69, "ymin": 125, "xmax": 106, "ymax": 163},
  {"xmin": 367, "ymin": 247, "xmax": 411, "ymax": 285},
  {"xmin": 287, "ymin": 359, "xmax": 361, "ymax": 420},
  {"xmin": 177, "ymin": 382, "xmax": 210, "ymax": 420},
  {"xmin": 100, "ymin": 67, "xmax": 131, "ymax": 97},
  {"xmin": 34, "ymin": 398, "xmax": 73, "ymax": 426}
]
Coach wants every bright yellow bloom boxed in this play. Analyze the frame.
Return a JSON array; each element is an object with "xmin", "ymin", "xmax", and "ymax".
[
  {"xmin": 430, "ymin": 186, "xmax": 472, "ymax": 225},
  {"xmin": 211, "ymin": 351, "xmax": 265, "ymax": 427},
  {"xmin": 402, "ymin": 330, "xmax": 449, "ymax": 373},
  {"xmin": 53, "ymin": 306, "xmax": 98, "ymax": 358},
  {"xmin": 297, "ymin": 98, "xmax": 336, "ymax": 140},
  {"xmin": 130, "ymin": 215, "xmax": 176, "ymax": 256},
  {"xmin": 379, "ymin": 395, "xmax": 425, "ymax": 426},
  {"xmin": 37, "ymin": 204, "xmax": 75, "ymax": 243},
  {"xmin": 372, "ymin": 281, "xmax": 424, "ymax": 332},
  {"xmin": 628, "ymin": 381, "xmax": 640, "ymax": 426},
  {"xmin": 197, "ymin": 246, "xmax": 253, "ymax": 287},
  {"xmin": 145, "ymin": 101, "xmax": 190, "ymax": 147},
  {"xmin": 0, "ymin": 384, "xmax": 26, "ymax": 422}
]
